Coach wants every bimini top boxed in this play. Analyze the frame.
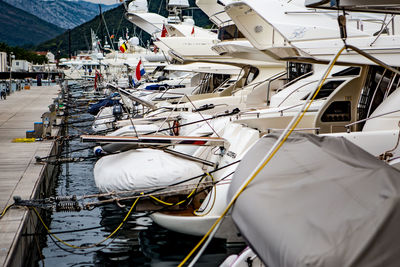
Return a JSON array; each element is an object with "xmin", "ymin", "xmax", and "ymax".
[
  {"xmin": 196, "ymin": 0, "xmax": 232, "ymax": 27},
  {"xmin": 229, "ymin": 132, "xmax": 400, "ymax": 267},
  {"xmin": 306, "ymin": 0, "xmax": 400, "ymax": 14},
  {"xmin": 126, "ymin": 11, "xmax": 168, "ymax": 36}
]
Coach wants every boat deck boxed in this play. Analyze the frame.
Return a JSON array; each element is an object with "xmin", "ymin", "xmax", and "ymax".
[{"xmin": 0, "ymin": 86, "xmax": 60, "ymax": 267}]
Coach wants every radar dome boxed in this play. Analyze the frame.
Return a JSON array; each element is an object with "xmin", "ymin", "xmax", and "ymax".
[
  {"xmin": 129, "ymin": 37, "xmax": 140, "ymax": 46},
  {"xmin": 96, "ymin": 53, "xmax": 104, "ymax": 60}
]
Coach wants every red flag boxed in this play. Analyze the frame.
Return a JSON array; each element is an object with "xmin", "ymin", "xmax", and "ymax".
[
  {"xmin": 191, "ymin": 26, "xmax": 195, "ymax": 35},
  {"xmin": 135, "ymin": 60, "xmax": 145, "ymax": 81},
  {"xmin": 161, "ymin": 24, "xmax": 168, "ymax": 37}
]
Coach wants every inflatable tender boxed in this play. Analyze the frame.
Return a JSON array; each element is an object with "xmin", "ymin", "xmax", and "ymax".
[{"xmin": 94, "ymin": 148, "xmax": 204, "ymax": 192}]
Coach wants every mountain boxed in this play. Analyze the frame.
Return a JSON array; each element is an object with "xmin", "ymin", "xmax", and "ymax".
[
  {"xmin": 0, "ymin": 1, "xmax": 65, "ymax": 46},
  {"xmin": 4, "ymin": 0, "xmax": 119, "ymax": 29},
  {"xmin": 36, "ymin": 0, "xmax": 211, "ymax": 56}
]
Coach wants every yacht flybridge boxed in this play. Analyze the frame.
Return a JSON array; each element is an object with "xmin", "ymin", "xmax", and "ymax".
[
  {"xmin": 305, "ymin": 0, "xmax": 400, "ymax": 14},
  {"xmin": 225, "ymin": 0, "xmax": 400, "ymax": 65}
]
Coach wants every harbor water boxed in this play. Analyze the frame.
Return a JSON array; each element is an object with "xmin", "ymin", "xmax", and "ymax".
[{"xmin": 36, "ymin": 83, "xmax": 244, "ymax": 266}]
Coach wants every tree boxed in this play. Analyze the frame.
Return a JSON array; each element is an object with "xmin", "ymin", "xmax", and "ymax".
[{"xmin": 0, "ymin": 42, "xmax": 48, "ymax": 64}]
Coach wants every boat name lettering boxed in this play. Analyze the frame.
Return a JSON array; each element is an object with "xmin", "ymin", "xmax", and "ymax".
[{"xmin": 291, "ymin": 27, "xmax": 307, "ymax": 39}]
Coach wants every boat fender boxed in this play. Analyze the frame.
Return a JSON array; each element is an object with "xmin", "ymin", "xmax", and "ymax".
[
  {"xmin": 113, "ymin": 104, "xmax": 123, "ymax": 119},
  {"xmin": 172, "ymin": 120, "xmax": 180, "ymax": 136},
  {"xmin": 94, "ymin": 146, "xmax": 105, "ymax": 156}
]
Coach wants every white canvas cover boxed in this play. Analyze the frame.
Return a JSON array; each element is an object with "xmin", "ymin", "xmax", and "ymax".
[
  {"xmin": 128, "ymin": 0, "xmax": 148, "ymax": 13},
  {"xmin": 94, "ymin": 148, "xmax": 204, "ymax": 192},
  {"xmin": 228, "ymin": 132, "xmax": 400, "ymax": 267}
]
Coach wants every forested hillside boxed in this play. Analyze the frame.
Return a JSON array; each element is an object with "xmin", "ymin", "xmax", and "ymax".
[
  {"xmin": 0, "ymin": 42, "xmax": 48, "ymax": 64},
  {"xmin": 4, "ymin": 0, "xmax": 118, "ymax": 29},
  {"xmin": 0, "ymin": 1, "xmax": 65, "ymax": 46}
]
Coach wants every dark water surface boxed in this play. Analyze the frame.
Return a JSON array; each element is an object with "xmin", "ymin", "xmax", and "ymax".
[{"xmin": 37, "ymin": 85, "xmax": 244, "ymax": 266}]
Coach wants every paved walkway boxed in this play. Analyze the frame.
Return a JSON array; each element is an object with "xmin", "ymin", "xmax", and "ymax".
[{"xmin": 0, "ymin": 86, "xmax": 60, "ymax": 266}]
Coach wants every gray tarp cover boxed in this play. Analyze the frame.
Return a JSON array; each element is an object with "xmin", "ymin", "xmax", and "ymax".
[{"xmin": 228, "ymin": 132, "xmax": 400, "ymax": 267}]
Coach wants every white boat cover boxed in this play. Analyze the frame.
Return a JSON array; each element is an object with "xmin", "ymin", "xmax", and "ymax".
[
  {"xmin": 128, "ymin": 0, "xmax": 148, "ymax": 13},
  {"xmin": 94, "ymin": 148, "xmax": 204, "ymax": 192},
  {"xmin": 228, "ymin": 132, "xmax": 400, "ymax": 267}
]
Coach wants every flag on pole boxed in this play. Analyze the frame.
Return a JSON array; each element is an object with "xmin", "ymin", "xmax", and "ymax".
[
  {"xmin": 119, "ymin": 42, "xmax": 127, "ymax": 53},
  {"xmin": 153, "ymin": 45, "xmax": 158, "ymax": 53},
  {"xmin": 191, "ymin": 26, "xmax": 195, "ymax": 35},
  {"xmin": 161, "ymin": 24, "xmax": 168, "ymax": 37},
  {"xmin": 135, "ymin": 59, "xmax": 145, "ymax": 81}
]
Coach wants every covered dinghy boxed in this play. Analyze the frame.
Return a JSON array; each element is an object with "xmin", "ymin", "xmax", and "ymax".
[
  {"xmin": 94, "ymin": 148, "xmax": 204, "ymax": 192},
  {"xmin": 228, "ymin": 132, "xmax": 400, "ymax": 267}
]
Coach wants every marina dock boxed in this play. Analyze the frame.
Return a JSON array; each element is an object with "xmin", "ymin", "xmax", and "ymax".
[{"xmin": 0, "ymin": 85, "xmax": 61, "ymax": 266}]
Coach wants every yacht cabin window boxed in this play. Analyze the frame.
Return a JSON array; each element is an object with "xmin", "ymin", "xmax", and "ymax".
[
  {"xmin": 358, "ymin": 66, "xmax": 400, "ymax": 126},
  {"xmin": 332, "ymin": 67, "xmax": 361, "ymax": 77},
  {"xmin": 302, "ymin": 80, "xmax": 345, "ymax": 100},
  {"xmin": 245, "ymin": 67, "xmax": 260, "ymax": 86}
]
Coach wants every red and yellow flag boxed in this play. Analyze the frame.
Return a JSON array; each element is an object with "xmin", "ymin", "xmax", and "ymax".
[{"xmin": 119, "ymin": 42, "xmax": 127, "ymax": 53}]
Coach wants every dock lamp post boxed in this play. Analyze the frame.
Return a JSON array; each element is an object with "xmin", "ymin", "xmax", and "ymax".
[{"xmin": 8, "ymin": 52, "xmax": 14, "ymax": 96}]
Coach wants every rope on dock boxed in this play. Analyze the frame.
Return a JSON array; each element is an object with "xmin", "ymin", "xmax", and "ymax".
[
  {"xmin": 2, "ymin": 160, "xmax": 238, "ymax": 216},
  {"xmin": 31, "ymin": 196, "xmax": 140, "ymax": 250}
]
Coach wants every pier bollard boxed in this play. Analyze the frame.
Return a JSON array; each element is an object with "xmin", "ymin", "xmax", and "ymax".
[{"xmin": 42, "ymin": 112, "xmax": 52, "ymax": 138}]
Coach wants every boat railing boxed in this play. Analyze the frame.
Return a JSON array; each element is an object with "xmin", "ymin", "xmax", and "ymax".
[
  {"xmin": 345, "ymin": 109, "xmax": 400, "ymax": 133},
  {"xmin": 191, "ymin": 73, "xmax": 212, "ymax": 95},
  {"xmin": 370, "ymin": 14, "xmax": 395, "ymax": 46},
  {"xmin": 154, "ymin": 93, "xmax": 185, "ymax": 134},
  {"xmin": 275, "ymin": 74, "xmax": 351, "ymax": 108},
  {"xmin": 209, "ymin": 11, "xmax": 232, "ymax": 28},
  {"xmin": 265, "ymin": 71, "xmax": 287, "ymax": 105},
  {"xmin": 232, "ymin": 70, "xmax": 286, "ymax": 97},
  {"xmin": 284, "ymin": 10, "xmax": 389, "ymax": 33},
  {"xmin": 264, "ymin": 127, "xmax": 320, "ymax": 134},
  {"xmin": 238, "ymin": 102, "xmax": 316, "ymax": 119},
  {"xmin": 251, "ymin": 71, "xmax": 287, "ymax": 90},
  {"xmin": 276, "ymin": 80, "xmax": 319, "ymax": 108},
  {"xmin": 154, "ymin": 90, "xmax": 222, "ymax": 137},
  {"xmin": 212, "ymin": 77, "xmax": 232, "ymax": 93},
  {"xmin": 276, "ymin": 71, "xmax": 314, "ymax": 94}
]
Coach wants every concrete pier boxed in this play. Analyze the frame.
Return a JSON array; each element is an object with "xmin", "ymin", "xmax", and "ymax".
[{"xmin": 0, "ymin": 86, "xmax": 61, "ymax": 266}]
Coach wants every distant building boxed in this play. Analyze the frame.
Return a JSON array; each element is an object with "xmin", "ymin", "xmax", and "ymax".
[
  {"xmin": 12, "ymin": 60, "xmax": 30, "ymax": 72},
  {"xmin": 36, "ymin": 51, "xmax": 55, "ymax": 63},
  {"xmin": 0, "ymin": 52, "xmax": 7, "ymax": 72}
]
